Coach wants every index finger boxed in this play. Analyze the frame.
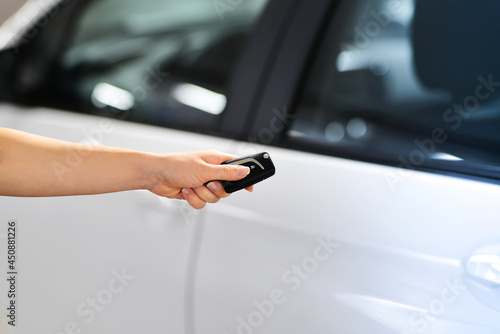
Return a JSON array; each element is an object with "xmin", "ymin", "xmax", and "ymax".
[{"xmin": 199, "ymin": 150, "xmax": 239, "ymax": 165}]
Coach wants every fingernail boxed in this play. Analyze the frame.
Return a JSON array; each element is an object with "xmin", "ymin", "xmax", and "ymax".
[
  {"xmin": 207, "ymin": 182, "xmax": 218, "ymax": 192},
  {"xmin": 237, "ymin": 166, "xmax": 250, "ymax": 176},
  {"xmin": 182, "ymin": 188, "xmax": 190, "ymax": 196}
]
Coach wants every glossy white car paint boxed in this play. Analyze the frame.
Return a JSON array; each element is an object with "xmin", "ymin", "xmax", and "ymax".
[{"xmin": 1, "ymin": 104, "xmax": 500, "ymax": 333}]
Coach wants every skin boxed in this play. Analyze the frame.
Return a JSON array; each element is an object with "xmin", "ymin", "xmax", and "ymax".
[{"xmin": 0, "ymin": 127, "xmax": 253, "ymax": 209}]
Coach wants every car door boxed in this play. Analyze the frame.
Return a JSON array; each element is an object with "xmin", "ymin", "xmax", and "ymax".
[
  {"xmin": 193, "ymin": 0, "xmax": 500, "ymax": 333},
  {"xmin": 0, "ymin": 0, "xmax": 285, "ymax": 333}
]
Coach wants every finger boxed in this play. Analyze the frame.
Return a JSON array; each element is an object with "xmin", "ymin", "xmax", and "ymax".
[
  {"xmin": 200, "ymin": 150, "xmax": 239, "ymax": 165},
  {"xmin": 207, "ymin": 164, "xmax": 250, "ymax": 182},
  {"xmin": 182, "ymin": 188, "xmax": 207, "ymax": 209},
  {"xmin": 206, "ymin": 181, "xmax": 231, "ymax": 198},
  {"xmin": 193, "ymin": 185, "xmax": 221, "ymax": 204},
  {"xmin": 245, "ymin": 185, "xmax": 254, "ymax": 192}
]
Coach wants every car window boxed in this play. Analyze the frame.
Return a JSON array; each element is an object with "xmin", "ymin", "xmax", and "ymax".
[
  {"xmin": 54, "ymin": 0, "xmax": 269, "ymax": 130},
  {"xmin": 287, "ymin": 0, "xmax": 500, "ymax": 181}
]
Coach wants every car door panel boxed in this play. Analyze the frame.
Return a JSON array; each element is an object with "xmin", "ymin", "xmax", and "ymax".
[
  {"xmin": 195, "ymin": 145, "xmax": 500, "ymax": 333},
  {"xmin": 0, "ymin": 104, "xmax": 229, "ymax": 334},
  {"xmin": 195, "ymin": 0, "xmax": 500, "ymax": 331}
]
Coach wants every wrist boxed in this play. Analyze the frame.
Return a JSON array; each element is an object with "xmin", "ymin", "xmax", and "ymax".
[
  {"xmin": 139, "ymin": 152, "xmax": 174, "ymax": 191},
  {"xmin": 138, "ymin": 152, "xmax": 159, "ymax": 191}
]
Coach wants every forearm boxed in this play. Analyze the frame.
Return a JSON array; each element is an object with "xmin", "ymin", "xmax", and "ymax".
[
  {"xmin": 0, "ymin": 128, "xmax": 155, "ymax": 197},
  {"xmin": 0, "ymin": 127, "xmax": 251, "ymax": 208}
]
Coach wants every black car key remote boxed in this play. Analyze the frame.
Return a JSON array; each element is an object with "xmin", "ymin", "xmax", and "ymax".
[{"xmin": 220, "ymin": 152, "xmax": 276, "ymax": 193}]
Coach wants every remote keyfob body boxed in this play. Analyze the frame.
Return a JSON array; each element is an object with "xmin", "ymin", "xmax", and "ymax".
[{"xmin": 220, "ymin": 152, "xmax": 276, "ymax": 193}]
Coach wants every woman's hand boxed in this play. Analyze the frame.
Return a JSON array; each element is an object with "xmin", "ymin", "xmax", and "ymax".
[
  {"xmin": 0, "ymin": 128, "xmax": 253, "ymax": 209},
  {"xmin": 147, "ymin": 150, "xmax": 253, "ymax": 209}
]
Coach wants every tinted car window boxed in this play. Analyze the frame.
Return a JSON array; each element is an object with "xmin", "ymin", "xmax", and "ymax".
[
  {"xmin": 287, "ymin": 0, "xmax": 500, "ymax": 180},
  {"xmin": 9, "ymin": 0, "xmax": 269, "ymax": 131}
]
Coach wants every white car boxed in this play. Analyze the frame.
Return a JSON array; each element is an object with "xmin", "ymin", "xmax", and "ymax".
[{"xmin": 1, "ymin": 0, "xmax": 500, "ymax": 333}]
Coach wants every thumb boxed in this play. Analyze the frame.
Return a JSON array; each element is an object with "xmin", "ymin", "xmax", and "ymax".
[{"xmin": 208, "ymin": 164, "xmax": 250, "ymax": 181}]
